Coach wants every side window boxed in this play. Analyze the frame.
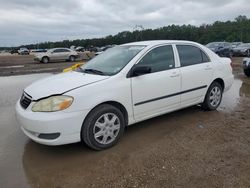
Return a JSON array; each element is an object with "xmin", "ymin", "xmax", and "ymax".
[
  {"xmin": 201, "ymin": 51, "xmax": 210, "ymax": 62},
  {"xmin": 61, "ymin": 49, "xmax": 70, "ymax": 52},
  {"xmin": 177, "ymin": 45, "xmax": 209, "ymax": 67},
  {"xmin": 53, "ymin": 49, "xmax": 65, "ymax": 53},
  {"xmin": 137, "ymin": 45, "xmax": 175, "ymax": 73},
  {"xmin": 53, "ymin": 49, "xmax": 61, "ymax": 53}
]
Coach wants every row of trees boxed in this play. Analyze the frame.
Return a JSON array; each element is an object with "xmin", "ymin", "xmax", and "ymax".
[{"xmin": 3, "ymin": 15, "xmax": 250, "ymax": 50}]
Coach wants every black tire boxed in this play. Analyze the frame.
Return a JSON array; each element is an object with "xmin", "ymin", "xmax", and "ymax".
[
  {"xmin": 244, "ymin": 69, "xmax": 250, "ymax": 77},
  {"xmin": 69, "ymin": 55, "xmax": 76, "ymax": 62},
  {"xmin": 247, "ymin": 49, "xmax": 250, "ymax": 57},
  {"xmin": 229, "ymin": 51, "xmax": 233, "ymax": 58},
  {"xmin": 41, "ymin": 57, "xmax": 49, "ymax": 63},
  {"xmin": 202, "ymin": 82, "xmax": 223, "ymax": 111},
  {"xmin": 81, "ymin": 104, "xmax": 125, "ymax": 150}
]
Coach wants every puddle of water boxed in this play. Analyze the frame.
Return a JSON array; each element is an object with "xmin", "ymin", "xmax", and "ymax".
[
  {"xmin": 0, "ymin": 73, "xmax": 52, "ymax": 187},
  {"xmin": 0, "ymin": 73, "xmax": 52, "ymax": 108},
  {"xmin": 1, "ymin": 65, "xmax": 25, "ymax": 68},
  {"xmin": 219, "ymin": 78, "xmax": 250, "ymax": 112},
  {"xmin": 218, "ymin": 79, "xmax": 242, "ymax": 112}
]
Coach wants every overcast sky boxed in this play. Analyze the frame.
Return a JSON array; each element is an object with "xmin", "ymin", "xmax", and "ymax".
[{"xmin": 0, "ymin": 0, "xmax": 249, "ymax": 46}]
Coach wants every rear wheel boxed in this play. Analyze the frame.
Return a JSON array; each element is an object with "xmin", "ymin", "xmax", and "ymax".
[
  {"xmin": 229, "ymin": 51, "xmax": 233, "ymax": 58},
  {"xmin": 41, "ymin": 57, "xmax": 49, "ymax": 63},
  {"xmin": 81, "ymin": 104, "xmax": 125, "ymax": 150},
  {"xmin": 202, "ymin": 82, "xmax": 223, "ymax": 111},
  {"xmin": 247, "ymin": 49, "xmax": 250, "ymax": 57},
  {"xmin": 244, "ymin": 69, "xmax": 250, "ymax": 77}
]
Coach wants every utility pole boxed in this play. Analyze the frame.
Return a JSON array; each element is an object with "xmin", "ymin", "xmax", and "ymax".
[{"xmin": 133, "ymin": 25, "xmax": 145, "ymax": 41}]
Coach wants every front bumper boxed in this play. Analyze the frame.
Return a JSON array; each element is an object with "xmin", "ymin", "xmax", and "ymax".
[{"xmin": 15, "ymin": 100, "xmax": 89, "ymax": 145}]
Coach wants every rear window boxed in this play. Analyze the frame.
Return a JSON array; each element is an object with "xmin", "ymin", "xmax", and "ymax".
[{"xmin": 177, "ymin": 45, "xmax": 210, "ymax": 67}]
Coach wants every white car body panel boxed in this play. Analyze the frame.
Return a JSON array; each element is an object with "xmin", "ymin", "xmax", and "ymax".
[{"xmin": 15, "ymin": 40, "xmax": 234, "ymax": 146}]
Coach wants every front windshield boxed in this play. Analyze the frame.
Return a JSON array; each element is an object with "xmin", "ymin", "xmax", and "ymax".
[
  {"xmin": 80, "ymin": 45, "xmax": 145, "ymax": 76},
  {"xmin": 207, "ymin": 42, "xmax": 223, "ymax": 48}
]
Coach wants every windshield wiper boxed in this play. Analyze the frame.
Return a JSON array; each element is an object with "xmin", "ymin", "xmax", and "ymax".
[{"xmin": 83, "ymin": 68, "xmax": 105, "ymax": 75}]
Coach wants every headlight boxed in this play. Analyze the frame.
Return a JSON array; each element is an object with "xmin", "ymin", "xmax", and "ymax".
[{"xmin": 32, "ymin": 96, "xmax": 73, "ymax": 112}]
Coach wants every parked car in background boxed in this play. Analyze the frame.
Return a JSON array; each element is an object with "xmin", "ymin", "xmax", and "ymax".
[
  {"xmin": 231, "ymin": 42, "xmax": 243, "ymax": 48},
  {"xmin": 206, "ymin": 42, "xmax": 233, "ymax": 57},
  {"xmin": 0, "ymin": 50, "xmax": 8, "ymax": 53},
  {"xmin": 34, "ymin": 48, "xmax": 79, "ymax": 63},
  {"xmin": 75, "ymin": 46, "xmax": 85, "ymax": 52},
  {"xmin": 18, "ymin": 48, "xmax": 30, "ymax": 55},
  {"xmin": 88, "ymin": 46, "xmax": 101, "ymax": 53},
  {"xmin": 31, "ymin": 49, "xmax": 47, "ymax": 53},
  {"xmin": 95, "ymin": 45, "xmax": 115, "ymax": 56},
  {"xmin": 16, "ymin": 40, "xmax": 233, "ymax": 150},
  {"xmin": 95, "ymin": 51, "xmax": 103, "ymax": 56},
  {"xmin": 10, "ymin": 49, "xmax": 19, "ymax": 54},
  {"xmin": 242, "ymin": 58, "xmax": 250, "ymax": 77},
  {"xmin": 233, "ymin": 43, "xmax": 250, "ymax": 57}
]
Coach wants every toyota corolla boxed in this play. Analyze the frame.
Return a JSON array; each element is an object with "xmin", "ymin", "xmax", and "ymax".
[{"xmin": 15, "ymin": 40, "xmax": 234, "ymax": 150}]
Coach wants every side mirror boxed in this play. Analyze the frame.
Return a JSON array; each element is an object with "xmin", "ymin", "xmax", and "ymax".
[{"xmin": 131, "ymin": 66, "xmax": 151, "ymax": 77}]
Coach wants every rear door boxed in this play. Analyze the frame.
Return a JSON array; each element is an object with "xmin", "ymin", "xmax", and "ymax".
[
  {"xmin": 50, "ymin": 49, "xmax": 63, "ymax": 61},
  {"xmin": 131, "ymin": 45, "xmax": 181, "ymax": 121},
  {"xmin": 176, "ymin": 45, "xmax": 214, "ymax": 107},
  {"xmin": 61, "ymin": 49, "xmax": 71, "ymax": 60}
]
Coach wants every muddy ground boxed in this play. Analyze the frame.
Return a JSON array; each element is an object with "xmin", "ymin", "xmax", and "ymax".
[
  {"xmin": 0, "ymin": 57, "xmax": 249, "ymax": 188},
  {"xmin": 0, "ymin": 53, "xmax": 91, "ymax": 76}
]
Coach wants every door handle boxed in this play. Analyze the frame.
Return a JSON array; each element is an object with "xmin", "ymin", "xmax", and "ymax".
[
  {"xmin": 205, "ymin": 68, "xmax": 212, "ymax": 70},
  {"xmin": 170, "ymin": 72, "xmax": 180, "ymax": 78},
  {"xmin": 204, "ymin": 65, "xmax": 212, "ymax": 70}
]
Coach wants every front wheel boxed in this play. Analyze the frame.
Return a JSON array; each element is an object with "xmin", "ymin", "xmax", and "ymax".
[
  {"xmin": 202, "ymin": 82, "xmax": 223, "ymax": 111},
  {"xmin": 81, "ymin": 104, "xmax": 125, "ymax": 150},
  {"xmin": 41, "ymin": 57, "xmax": 49, "ymax": 63}
]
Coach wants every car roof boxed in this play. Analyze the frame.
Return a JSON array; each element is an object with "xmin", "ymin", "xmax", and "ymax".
[{"xmin": 122, "ymin": 40, "xmax": 200, "ymax": 47}]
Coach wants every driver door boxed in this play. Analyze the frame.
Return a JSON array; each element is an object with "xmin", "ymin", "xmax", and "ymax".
[{"xmin": 130, "ymin": 45, "xmax": 181, "ymax": 121}]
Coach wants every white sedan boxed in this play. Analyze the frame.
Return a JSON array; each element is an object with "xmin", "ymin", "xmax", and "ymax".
[
  {"xmin": 34, "ymin": 48, "xmax": 79, "ymax": 63},
  {"xmin": 16, "ymin": 40, "xmax": 234, "ymax": 150}
]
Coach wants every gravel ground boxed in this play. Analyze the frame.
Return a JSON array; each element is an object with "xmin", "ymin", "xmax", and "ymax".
[{"xmin": 0, "ymin": 53, "xmax": 90, "ymax": 76}]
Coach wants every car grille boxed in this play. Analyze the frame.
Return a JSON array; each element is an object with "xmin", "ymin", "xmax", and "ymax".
[{"xmin": 20, "ymin": 92, "xmax": 32, "ymax": 109}]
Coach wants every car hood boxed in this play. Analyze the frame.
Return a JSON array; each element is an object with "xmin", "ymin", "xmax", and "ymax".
[{"xmin": 24, "ymin": 71, "xmax": 109, "ymax": 100}]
